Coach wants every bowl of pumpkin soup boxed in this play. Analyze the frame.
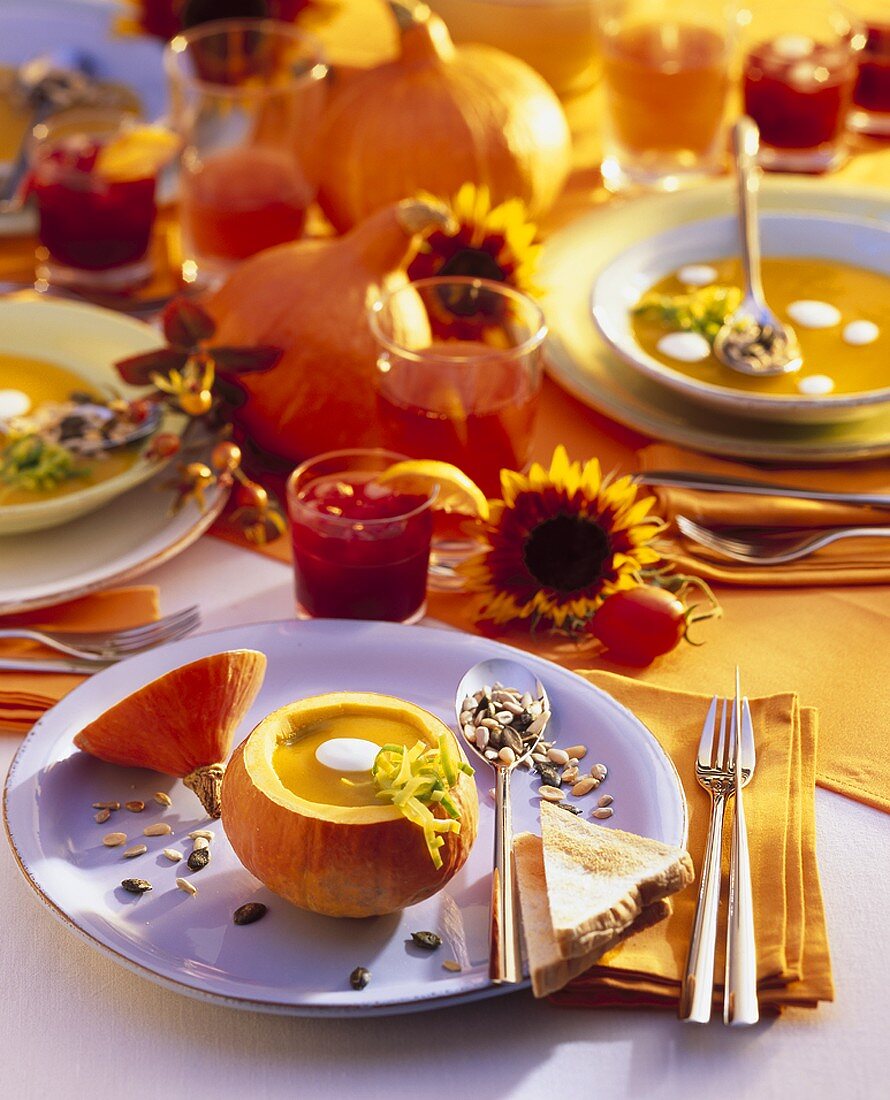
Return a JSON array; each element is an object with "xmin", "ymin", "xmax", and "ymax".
[
  {"xmin": 0, "ymin": 296, "xmax": 184, "ymax": 535},
  {"xmin": 592, "ymin": 213, "xmax": 890, "ymax": 423}
]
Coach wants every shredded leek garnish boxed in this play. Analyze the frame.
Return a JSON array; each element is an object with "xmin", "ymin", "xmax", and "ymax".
[{"xmin": 372, "ymin": 734, "xmax": 474, "ymax": 868}]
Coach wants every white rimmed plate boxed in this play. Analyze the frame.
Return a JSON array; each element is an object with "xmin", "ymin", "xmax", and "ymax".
[
  {"xmin": 591, "ymin": 212, "xmax": 890, "ymax": 424},
  {"xmin": 539, "ymin": 177, "xmax": 890, "ymax": 462},
  {"xmin": 3, "ymin": 619, "xmax": 687, "ymax": 1017},
  {"xmin": 0, "ymin": 297, "xmax": 184, "ymax": 535}
]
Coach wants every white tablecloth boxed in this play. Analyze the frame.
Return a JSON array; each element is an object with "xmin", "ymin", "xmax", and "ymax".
[{"xmin": 1, "ymin": 537, "xmax": 886, "ymax": 1100}]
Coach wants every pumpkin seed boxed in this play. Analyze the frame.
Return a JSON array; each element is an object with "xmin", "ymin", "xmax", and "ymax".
[
  {"xmin": 411, "ymin": 931, "xmax": 442, "ymax": 951},
  {"xmin": 571, "ymin": 778, "xmax": 597, "ymax": 797},
  {"xmin": 233, "ymin": 902, "xmax": 268, "ymax": 926},
  {"xmin": 350, "ymin": 966, "xmax": 371, "ymax": 990},
  {"xmin": 143, "ymin": 823, "xmax": 172, "ymax": 837},
  {"xmin": 153, "ymin": 792, "xmax": 173, "ymax": 807},
  {"xmin": 442, "ymin": 960, "xmax": 462, "ymax": 972},
  {"xmin": 92, "ymin": 801, "xmax": 120, "ymax": 810},
  {"xmin": 94, "ymin": 809, "xmax": 111, "ymax": 824},
  {"xmin": 162, "ymin": 848, "xmax": 182, "ymax": 862},
  {"xmin": 187, "ymin": 847, "xmax": 210, "ymax": 871},
  {"xmin": 565, "ymin": 745, "xmax": 588, "ymax": 760},
  {"xmin": 125, "ymin": 800, "xmax": 145, "ymax": 813},
  {"xmin": 121, "ymin": 878, "xmax": 152, "ymax": 894},
  {"xmin": 102, "ymin": 832, "xmax": 127, "ymax": 847},
  {"xmin": 188, "ymin": 829, "xmax": 214, "ymax": 841},
  {"xmin": 592, "ymin": 807, "xmax": 614, "ymax": 820},
  {"xmin": 538, "ymin": 785, "xmax": 565, "ymax": 803},
  {"xmin": 176, "ymin": 876, "xmax": 197, "ymax": 896}
]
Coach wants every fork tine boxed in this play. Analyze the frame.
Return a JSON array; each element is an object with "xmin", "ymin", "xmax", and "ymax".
[
  {"xmin": 105, "ymin": 608, "xmax": 201, "ymax": 649},
  {"xmin": 104, "ymin": 611, "xmax": 201, "ymax": 654},
  {"xmin": 103, "ymin": 606, "xmax": 200, "ymax": 645},
  {"xmin": 697, "ymin": 695, "xmax": 718, "ymax": 767},
  {"xmin": 716, "ymin": 698, "xmax": 728, "ymax": 769}
]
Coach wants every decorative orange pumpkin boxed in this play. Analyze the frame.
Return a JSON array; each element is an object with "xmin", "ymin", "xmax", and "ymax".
[
  {"xmin": 207, "ymin": 199, "xmax": 447, "ymax": 463},
  {"xmin": 221, "ymin": 692, "xmax": 479, "ymax": 918},
  {"xmin": 315, "ymin": 2, "xmax": 573, "ymax": 233},
  {"xmin": 73, "ymin": 650, "xmax": 267, "ymax": 818}
]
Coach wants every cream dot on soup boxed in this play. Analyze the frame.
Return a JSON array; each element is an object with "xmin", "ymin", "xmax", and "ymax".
[
  {"xmin": 656, "ymin": 331, "xmax": 711, "ymax": 363},
  {"xmin": 677, "ymin": 264, "xmax": 719, "ymax": 287},
  {"xmin": 843, "ymin": 320, "xmax": 880, "ymax": 347},
  {"xmin": 315, "ymin": 738, "xmax": 381, "ymax": 773},
  {"xmin": 787, "ymin": 300, "xmax": 841, "ymax": 329},
  {"xmin": 797, "ymin": 374, "xmax": 835, "ymax": 395},
  {"xmin": 0, "ymin": 389, "xmax": 30, "ymax": 418}
]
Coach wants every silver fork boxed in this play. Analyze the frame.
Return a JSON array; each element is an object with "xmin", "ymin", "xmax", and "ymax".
[
  {"xmin": 677, "ymin": 515, "xmax": 890, "ymax": 564},
  {"xmin": 0, "ymin": 605, "xmax": 201, "ymax": 662},
  {"xmin": 680, "ymin": 694, "xmax": 736, "ymax": 1024}
]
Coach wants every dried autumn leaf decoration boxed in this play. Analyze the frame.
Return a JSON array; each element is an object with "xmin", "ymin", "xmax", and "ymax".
[{"xmin": 461, "ymin": 446, "xmax": 664, "ymax": 632}]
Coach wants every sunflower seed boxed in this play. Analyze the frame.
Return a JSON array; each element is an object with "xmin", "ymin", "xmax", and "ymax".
[
  {"xmin": 462, "ymin": 724, "xmax": 475, "ymax": 743},
  {"xmin": 480, "ymin": 717, "xmax": 501, "ymax": 731},
  {"xmin": 565, "ymin": 745, "xmax": 588, "ymax": 760},
  {"xmin": 502, "ymin": 729, "xmax": 524, "ymax": 755},
  {"xmin": 442, "ymin": 960, "xmax": 462, "ymax": 973},
  {"xmin": 547, "ymin": 748, "xmax": 569, "ymax": 766},
  {"xmin": 121, "ymin": 878, "xmax": 152, "ymax": 894},
  {"xmin": 187, "ymin": 848, "xmax": 210, "ymax": 871},
  {"xmin": 234, "ymin": 902, "xmax": 268, "ymax": 926},
  {"xmin": 527, "ymin": 715, "xmax": 547, "ymax": 737},
  {"xmin": 498, "ymin": 747, "xmax": 516, "ymax": 765},
  {"xmin": 350, "ymin": 966, "xmax": 371, "ymax": 990},
  {"xmin": 102, "ymin": 832, "xmax": 127, "ymax": 847},
  {"xmin": 123, "ymin": 844, "xmax": 147, "ymax": 859},
  {"xmin": 176, "ymin": 877, "xmax": 197, "ymax": 896},
  {"xmin": 484, "ymin": 749, "xmax": 498, "ymax": 760},
  {"xmin": 531, "ymin": 753, "xmax": 549, "ymax": 765},
  {"xmin": 590, "ymin": 763, "xmax": 609, "ymax": 782},
  {"xmin": 572, "ymin": 778, "xmax": 597, "ymax": 797},
  {"xmin": 191, "ymin": 836, "xmax": 210, "ymax": 851},
  {"xmin": 592, "ymin": 807, "xmax": 614, "ymax": 820},
  {"xmin": 162, "ymin": 848, "xmax": 182, "ymax": 862},
  {"xmin": 558, "ymin": 802, "xmax": 583, "ymax": 815},
  {"xmin": 143, "ymin": 823, "xmax": 172, "ymax": 837},
  {"xmin": 494, "ymin": 711, "xmax": 514, "ymax": 725},
  {"xmin": 411, "ymin": 931, "xmax": 442, "ymax": 950},
  {"xmin": 538, "ymin": 785, "xmax": 565, "ymax": 802},
  {"xmin": 598, "ymin": 794, "xmax": 614, "ymax": 807},
  {"xmin": 94, "ymin": 809, "xmax": 111, "ymax": 824},
  {"xmin": 188, "ymin": 829, "xmax": 214, "ymax": 841},
  {"xmin": 535, "ymin": 763, "xmax": 562, "ymax": 787},
  {"xmin": 92, "ymin": 801, "xmax": 120, "ymax": 810},
  {"xmin": 125, "ymin": 800, "xmax": 145, "ymax": 813},
  {"xmin": 152, "ymin": 792, "xmax": 173, "ymax": 807},
  {"xmin": 498, "ymin": 699, "xmax": 525, "ymax": 715},
  {"xmin": 475, "ymin": 726, "xmax": 490, "ymax": 751},
  {"xmin": 568, "ymin": 757, "xmax": 580, "ymax": 768},
  {"xmin": 520, "ymin": 692, "xmax": 533, "ymax": 707},
  {"xmin": 562, "ymin": 766, "xmax": 580, "ymax": 784}
]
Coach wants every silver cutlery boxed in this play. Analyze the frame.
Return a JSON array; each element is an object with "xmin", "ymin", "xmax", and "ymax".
[
  {"xmin": 676, "ymin": 515, "xmax": 890, "ymax": 565},
  {"xmin": 0, "ymin": 655, "xmax": 111, "ymax": 674},
  {"xmin": 455, "ymin": 658, "xmax": 551, "ymax": 984},
  {"xmin": 0, "ymin": 605, "xmax": 201, "ymax": 662},
  {"xmin": 680, "ymin": 693, "xmax": 737, "ymax": 1023},
  {"xmin": 637, "ymin": 470, "xmax": 890, "ymax": 510},
  {"xmin": 712, "ymin": 118, "xmax": 803, "ymax": 378},
  {"xmin": 725, "ymin": 685, "xmax": 758, "ymax": 1026}
]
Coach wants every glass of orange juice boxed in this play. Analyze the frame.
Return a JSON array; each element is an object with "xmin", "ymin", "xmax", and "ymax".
[
  {"xmin": 595, "ymin": 0, "xmax": 738, "ymax": 192},
  {"xmin": 164, "ymin": 18, "xmax": 327, "ymax": 288}
]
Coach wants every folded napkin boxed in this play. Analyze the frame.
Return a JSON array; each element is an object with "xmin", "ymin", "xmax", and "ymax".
[
  {"xmin": 548, "ymin": 672, "xmax": 833, "ymax": 1013},
  {"xmin": 0, "ymin": 587, "xmax": 159, "ymax": 734},
  {"xmin": 638, "ymin": 443, "xmax": 890, "ymax": 586}
]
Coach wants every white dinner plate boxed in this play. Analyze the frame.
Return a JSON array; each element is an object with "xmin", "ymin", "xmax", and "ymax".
[
  {"xmin": 3, "ymin": 619, "xmax": 688, "ymax": 1017},
  {"xmin": 540, "ymin": 177, "xmax": 890, "ymax": 462}
]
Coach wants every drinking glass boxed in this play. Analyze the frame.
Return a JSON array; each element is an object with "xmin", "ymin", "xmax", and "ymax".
[
  {"xmin": 286, "ymin": 449, "xmax": 437, "ymax": 624},
  {"xmin": 594, "ymin": 0, "xmax": 737, "ymax": 192},
  {"xmin": 849, "ymin": 1, "xmax": 890, "ymax": 135},
  {"xmin": 741, "ymin": 0, "xmax": 865, "ymax": 172},
  {"xmin": 369, "ymin": 277, "xmax": 547, "ymax": 499},
  {"xmin": 27, "ymin": 107, "xmax": 172, "ymax": 291},
  {"xmin": 164, "ymin": 18, "xmax": 327, "ymax": 288}
]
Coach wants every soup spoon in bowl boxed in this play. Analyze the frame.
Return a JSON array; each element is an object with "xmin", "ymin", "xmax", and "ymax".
[
  {"xmin": 713, "ymin": 117, "xmax": 803, "ymax": 378},
  {"xmin": 455, "ymin": 657, "xmax": 552, "ymax": 984}
]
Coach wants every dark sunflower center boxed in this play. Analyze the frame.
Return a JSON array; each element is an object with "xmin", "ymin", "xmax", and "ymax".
[
  {"xmin": 438, "ymin": 247, "xmax": 506, "ymax": 282},
  {"xmin": 522, "ymin": 514, "xmax": 611, "ymax": 592}
]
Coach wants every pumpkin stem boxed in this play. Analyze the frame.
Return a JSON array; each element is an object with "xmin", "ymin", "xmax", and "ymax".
[
  {"xmin": 395, "ymin": 198, "xmax": 455, "ymax": 237},
  {"xmin": 184, "ymin": 762, "xmax": 226, "ymax": 819},
  {"xmin": 389, "ymin": 2, "xmax": 456, "ymax": 65}
]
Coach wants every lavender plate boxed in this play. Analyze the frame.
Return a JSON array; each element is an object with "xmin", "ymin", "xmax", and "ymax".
[{"xmin": 3, "ymin": 620, "xmax": 686, "ymax": 1017}]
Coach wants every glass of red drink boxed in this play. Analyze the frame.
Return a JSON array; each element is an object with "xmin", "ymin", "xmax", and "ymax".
[
  {"xmin": 164, "ymin": 19, "xmax": 327, "ymax": 288},
  {"xmin": 850, "ymin": 2, "xmax": 890, "ymax": 135},
  {"xmin": 286, "ymin": 449, "xmax": 437, "ymax": 623},
  {"xmin": 27, "ymin": 108, "xmax": 174, "ymax": 291},
  {"xmin": 742, "ymin": 1, "xmax": 865, "ymax": 172},
  {"xmin": 369, "ymin": 277, "xmax": 547, "ymax": 499}
]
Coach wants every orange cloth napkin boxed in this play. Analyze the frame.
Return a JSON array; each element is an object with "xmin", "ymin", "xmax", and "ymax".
[
  {"xmin": 638, "ymin": 444, "xmax": 890, "ymax": 586},
  {"xmin": 0, "ymin": 587, "xmax": 159, "ymax": 733},
  {"xmin": 549, "ymin": 672, "xmax": 833, "ymax": 1013}
]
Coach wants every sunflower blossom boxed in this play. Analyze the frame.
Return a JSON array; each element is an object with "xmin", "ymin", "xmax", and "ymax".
[
  {"xmin": 408, "ymin": 183, "xmax": 540, "ymax": 295},
  {"xmin": 461, "ymin": 446, "xmax": 664, "ymax": 630}
]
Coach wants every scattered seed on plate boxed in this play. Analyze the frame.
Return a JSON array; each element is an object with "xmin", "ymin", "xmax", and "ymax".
[
  {"xmin": 562, "ymin": 766, "xmax": 579, "ymax": 784},
  {"xmin": 592, "ymin": 807, "xmax": 614, "ymax": 820},
  {"xmin": 191, "ymin": 836, "xmax": 210, "ymax": 852},
  {"xmin": 187, "ymin": 847, "xmax": 210, "ymax": 871},
  {"xmin": 94, "ymin": 809, "xmax": 111, "ymax": 824},
  {"xmin": 162, "ymin": 848, "xmax": 182, "ymax": 863},
  {"xmin": 125, "ymin": 800, "xmax": 145, "ymax": 813},
  {"xmin": 102, "ymin": 832, "xmax": 127, "ymax": 847},
  {"xmin": 565, "ymin": 745, "xmax": 587, "ymax": 760},
  {"xmin": 411, "ymin": 931, "xmax": 442, "ymax": 950},
  {"xmin": 590, "ymin": 763, "xmax": 608, "ymax": 782},
  {"xmin": 233, "ymin": 902, "xmax": 268, "ymax": 926},
  {"xmin": 558, "ymin": 802, "xmax": 583, "ymax": 815},
  {"xmin": 547, "ymin": 748, "xmax": 569, "ymax": 766},
  {"xmin": 153, "ymin": 792, "xmax": 173, "ymax": 807},
  {"xmin": 188, "ymin": 829, "xmax": 214, "ymax": 841},
  {"xmin": 350, "ymin": 966, "xmax": 371, "ymax": 990},
  {"xmin": 123, "ymin": 844, "xmax": 148, "ymax": 859},
  {"xmin": 598, "ymin": 794, "xmax": 614, "ymax": 807},
  {"xmin": 442, "ymin": 960, "xmax": 462, "ymax": 973},
  {"xmin": 176, "ymin": 876, "xmax": 197, "ymax": 896},
  {"xmin": 121, "ymin": 878, "xmax": 152, "ymax": 894},
  {"xmin": 143, "ymin": 823, "xmax": 172, "ymax": 837},
  {"xmin": 572, "ymin": 778, "xmax": 597, "ymax": 797},
  {"xmin": 538, "ymin": 785, "xmax": 565, "ymax": 803},
  {"xmin": 92, "ymin": 801, "xmax": 120, "ymax": 811}
]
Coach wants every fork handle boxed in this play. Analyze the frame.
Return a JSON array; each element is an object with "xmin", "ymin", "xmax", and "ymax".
[
  {"xmin": 724, "ymin": 788, "xmax": 759, "ymax": 1025},
  {"xmin": 680, "ymin": 791, "xmax": 728, "ymax": 1023}
]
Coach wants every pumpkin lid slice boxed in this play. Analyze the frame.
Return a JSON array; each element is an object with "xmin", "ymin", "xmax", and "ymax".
[{"xmin": 73, "ymin": 649, "xmax": 267, "ymax": 818}]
